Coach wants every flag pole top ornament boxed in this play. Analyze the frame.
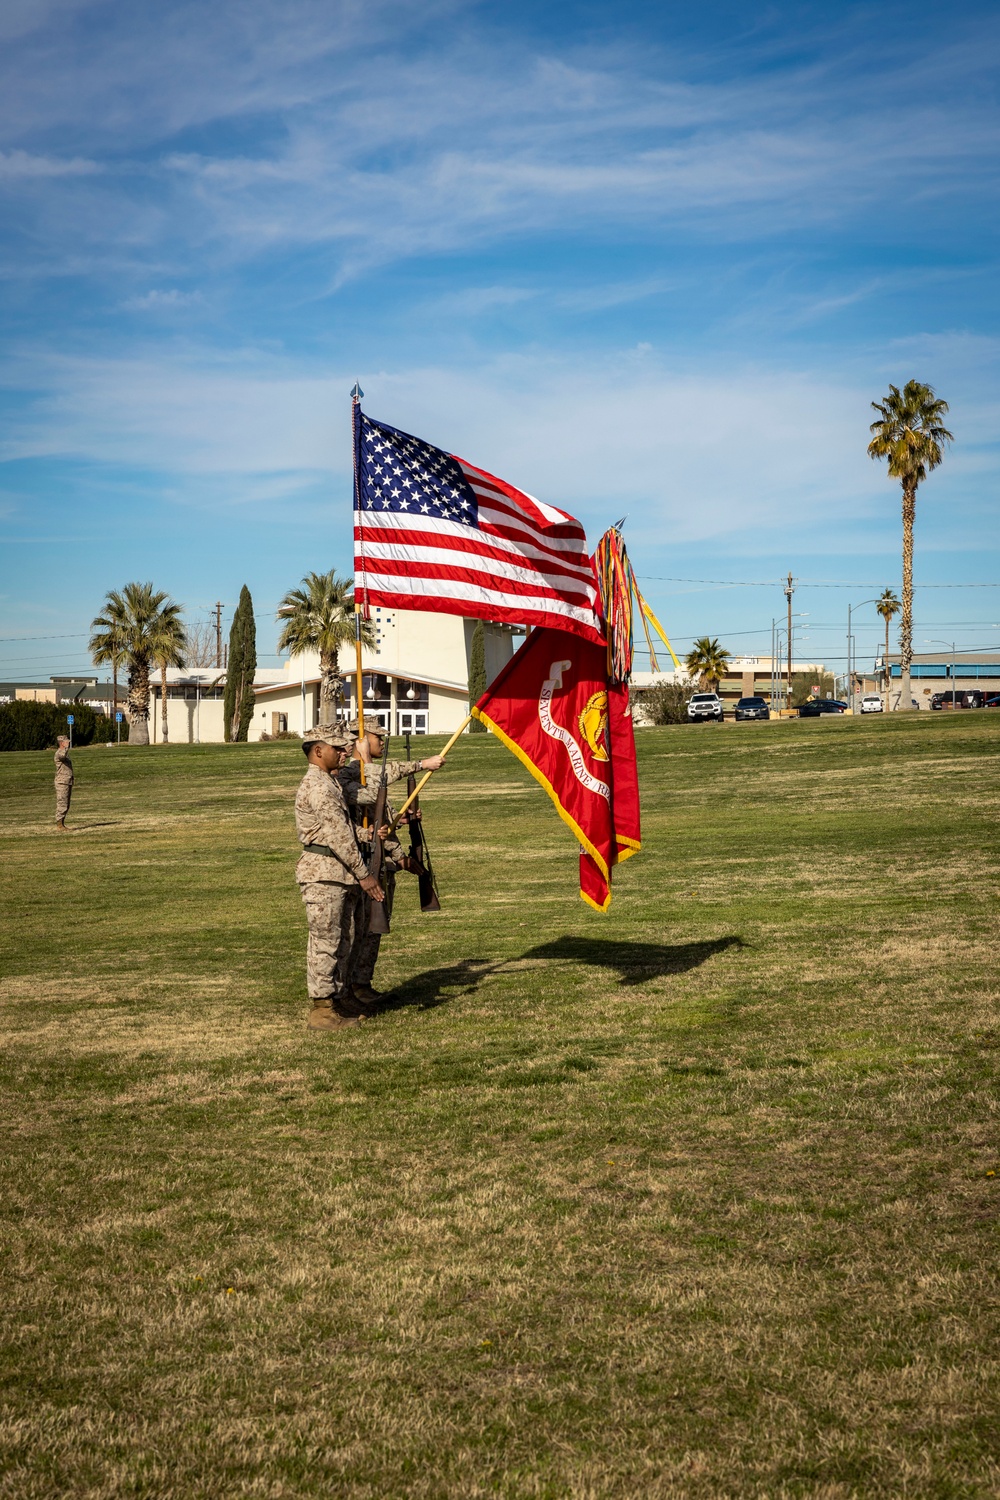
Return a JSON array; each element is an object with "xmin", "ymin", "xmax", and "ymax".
[{"xmin": 351, "ymin": 382, "xmax": 364, "ymax": 401}]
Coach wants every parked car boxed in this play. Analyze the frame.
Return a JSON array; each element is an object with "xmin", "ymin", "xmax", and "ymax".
[
  {"xmin": 986, "ymin": 696, "xmax": 1000, "ymax": 709},
  {"xmin": 734, "ymin": 696, "xmax": 770, "ymax": 721},
  {"xmin": 687, "ymin": 692, "xmax": 724, "ymax": 722},
  {"xmin": 797, "ymin": 698, "xmax": 848, "ymax": 717},
  {"xmin": 859, "ymin": 694, "xmax": 883, "ymax": 714},
  {"xmin": 931, "ymin": 689, "xmax": 984, "ymax": 709}
]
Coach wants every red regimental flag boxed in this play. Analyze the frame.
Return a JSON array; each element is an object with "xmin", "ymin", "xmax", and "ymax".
[{"xmin": 472, "ymin": 626, "xmax": 641, "ymax": 911}]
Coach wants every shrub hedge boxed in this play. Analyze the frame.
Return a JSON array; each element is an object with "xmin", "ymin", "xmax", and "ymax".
[{"xmin": 0, "ymin": 700, "xmax": 121, "ymax": 751}]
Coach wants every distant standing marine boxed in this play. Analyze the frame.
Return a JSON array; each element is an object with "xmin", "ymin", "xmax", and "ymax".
[{"xmin": 54, "ymin": 735, "xmax": 73, "ymax": 831}]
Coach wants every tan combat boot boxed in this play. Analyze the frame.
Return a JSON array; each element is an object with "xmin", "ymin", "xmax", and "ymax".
[{"xmin": 308, "ymin": 1000, "xmax": 360, "ymax": 1031}]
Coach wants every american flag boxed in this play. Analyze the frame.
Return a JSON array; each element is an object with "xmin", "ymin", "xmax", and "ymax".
[{"xmin": 353, "ymin": 408, "xmax": 603, "ymax": 645}]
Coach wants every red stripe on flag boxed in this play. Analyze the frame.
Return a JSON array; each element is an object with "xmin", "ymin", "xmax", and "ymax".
[{"xmin": 359, "ymin": 585, "xmax": 606, "ymax": 642}]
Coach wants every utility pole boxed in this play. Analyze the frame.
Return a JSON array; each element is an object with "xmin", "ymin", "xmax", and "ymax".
[
  {"xmin": 214, "ymin": 602, "xmax": 223, "ymax": 668},
  {"xmin": 784, "ymin": 573, "xmax": 795, "ymax": 706}
]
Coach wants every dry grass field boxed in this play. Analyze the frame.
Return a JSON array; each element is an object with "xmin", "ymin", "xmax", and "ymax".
[{"xmin": 1, "ymin": 712, "xmax": 998, "ymax": 1498}]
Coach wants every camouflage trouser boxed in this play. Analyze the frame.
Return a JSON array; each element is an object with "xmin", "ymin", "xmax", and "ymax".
[
  {"xmin": 349, "ymin": 871, "xmax": 396, "ymax": 987},
  {"xmin": 299, "ymin": 881, "xmax": 362, "ymax": 1001},
  {"xmin": 55, "ymin": 783, "xmax": 72, "ymax": 821}
]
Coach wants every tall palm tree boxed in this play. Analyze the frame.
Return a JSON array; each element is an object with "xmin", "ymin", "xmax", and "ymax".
[
  {"xmin": 89, "ymin": 583, "xmax": 184, "ymax": 746},
  {"xmin": 276, "ymin": 570, "xmax": 376, "ymax": 723},
  {"xmin": 876, "ymin": 588, "xmax": 901, "ymax": 706},
  {"xmin": 684, "ymin": 636, "xmax": 731, "ymax": 693},
  {"xmin": 868, "ymin": 382, "xmax": 952, "ymax": 711},
  {"xmin": 149, "ymin": 608, "xmax": 187, "ymax": 744},
  {"xmin": 89, "ymin": 602, "xmax": 126, "ymax": 723}
]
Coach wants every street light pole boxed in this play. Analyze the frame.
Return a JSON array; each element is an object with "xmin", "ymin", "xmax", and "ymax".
[
  {"xmin": 784, "ymin": 573, "xmax": 794, "ymax": 706},
  {"xmin": 847, "ymin": 599, "xmax": 880, "ymax": 711}
]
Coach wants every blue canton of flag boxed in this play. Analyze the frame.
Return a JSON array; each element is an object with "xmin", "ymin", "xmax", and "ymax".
[{"xmin": 356, "ymin": 413, "xmax": 479, "ymax": 527}]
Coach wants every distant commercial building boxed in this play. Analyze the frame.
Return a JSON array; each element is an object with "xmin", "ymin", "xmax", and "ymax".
[
  {"xmin": 874, "ymin": 649, "xmax": 1000, "ymax": 709},
  {"xmin": 0, "ymin": 676, "xmax": 116, "ymax": 708},
  {"xmin": 633, "ymin": 654, "xmax": 830, "ymax": 710}
]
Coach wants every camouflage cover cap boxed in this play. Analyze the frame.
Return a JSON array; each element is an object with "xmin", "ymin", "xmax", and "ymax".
[
  {"xmin": 303, "ymin": 724, "xmax": 353, "ymax": 750},
  {"xmin": 346, "ymin": 718, "xmax": 385, "ymax": 737}
]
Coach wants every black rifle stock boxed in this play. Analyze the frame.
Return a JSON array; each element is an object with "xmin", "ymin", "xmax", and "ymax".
[{"xmin": 406, "ymin": 770, "xmax": 441, "ymax": 913}]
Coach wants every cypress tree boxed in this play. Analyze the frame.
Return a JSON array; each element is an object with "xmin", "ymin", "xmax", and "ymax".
[
  {"xmin": 223, "ymin": 586, "xmax": 257, "ymax": 742},
  {"xmin": 468, "ymin": 620, "xmax": 487, "ymax": 732}
]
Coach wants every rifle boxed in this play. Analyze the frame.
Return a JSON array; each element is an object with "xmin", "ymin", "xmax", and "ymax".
[
  {"xmin": 404, "ymin": 769, "xmax": 441, "ymax": 912},
  {"xmin": 366, "ymin": 731, "xmax": 392, "ymax": 936}
]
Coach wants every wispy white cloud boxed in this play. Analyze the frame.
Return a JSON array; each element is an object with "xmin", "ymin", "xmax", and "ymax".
[
  {"xmin": 122, "ymin": 288, "xmax": 203, "ymax": 311},
  {"xmin": 0, "ymin": 342, "xmax": 922, "ymax": 547},
  {"xmin": 0, "ymin": 148, "xmax": 99, "ymax": 178},
  {"xmin": 0, "ymin": 5, "xmax": 997, "ymax": 283}
]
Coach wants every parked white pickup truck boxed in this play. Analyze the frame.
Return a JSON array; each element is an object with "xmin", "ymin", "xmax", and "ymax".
[{"xmin": 687, "ymin": 692, "xmax": 725, "ymax": 722}]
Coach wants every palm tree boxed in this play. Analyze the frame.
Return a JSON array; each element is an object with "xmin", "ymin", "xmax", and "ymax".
[
  {"xmin": 89, "ymin": 602, "xmax": 126, "ymax": 724},
  {"xmin": 89, "ymin": 583, "xmax": 184, "ymax": 746},
  {"xmin": 868, "ymin": 382, "xmax": 953, "ymax": 711},
  {"xmin": 150, "ymin": 608, "xmax": 187, "ymax": 744},
  {"xmin": 876, "ymin": 588, "xmax": 901, "ymax": 707},
  {"xmin": 684, "ymin": 636, "xmax": 731, "ymax": 693},
  {"xmin": 276, "ymin": 570, "xmax": 375, "ymax": 723}
]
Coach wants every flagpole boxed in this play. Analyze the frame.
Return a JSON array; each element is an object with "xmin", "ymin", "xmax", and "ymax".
[
  {"xmin": 351, "ymin": 382, "xmax": 366, "ymax": 785},
  {"xmin": 388, "ymin": 713, "xmax": 472, "ymax": 832},
  {"xmin": 354, "ymin": 614, "xmax": 366, "ymax": 785}
]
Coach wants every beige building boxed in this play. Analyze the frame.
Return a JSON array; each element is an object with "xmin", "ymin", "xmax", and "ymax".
[
  {"xmin": 144, "ymin": 667, "xmax": 286, "ymax": 744},
  {"xmin": 252, "ymin": 609, "xmax": 517, "ymax": 738}
]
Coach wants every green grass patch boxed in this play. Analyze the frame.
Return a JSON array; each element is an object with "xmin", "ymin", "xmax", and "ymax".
[{"xmin": 1, "ymin": 712, "xmax": 999, "ymax": 1496}]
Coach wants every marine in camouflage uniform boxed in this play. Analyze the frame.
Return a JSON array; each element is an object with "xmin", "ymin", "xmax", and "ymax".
[
  {"xmin": 54, "ymin": 737, "xmax": 73, "ymax": 829},
  {"xmin": 341, "ymin": 762, "xmax": 412, "ymax": 1000},
  {"xmin": 340, "ymin": 720, "xmax": 447, "ymax": 1004},
  {"xmin": 295, "ymin": 726, "xmax": 384, "ymax": 1031}
]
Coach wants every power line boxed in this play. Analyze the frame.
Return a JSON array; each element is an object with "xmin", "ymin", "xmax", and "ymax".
[
  {"xmin": 0, "ymin": 632, "xmax": 89, "ymax": 643},
  {"xmin": 638, "ymin": 576, "xmax": 1000, "ymax": 589}
]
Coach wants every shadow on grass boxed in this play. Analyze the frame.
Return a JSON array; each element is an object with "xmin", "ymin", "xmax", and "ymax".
[
  {"xmin": 388, "ymin": 935, "xmax": 745, "ymax": 1009},
  {"xmin": 383, "ymin": 958, "xmax": 497, "ymax": 1011},
  {"xmin": 521, "ymin": 934, "xmax": 746, "ymax": 985}
]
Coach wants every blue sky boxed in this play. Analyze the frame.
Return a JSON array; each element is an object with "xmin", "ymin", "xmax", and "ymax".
[{"xmin": 2, "ymin": 0, "xmax": 999, "ymax": 679}]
